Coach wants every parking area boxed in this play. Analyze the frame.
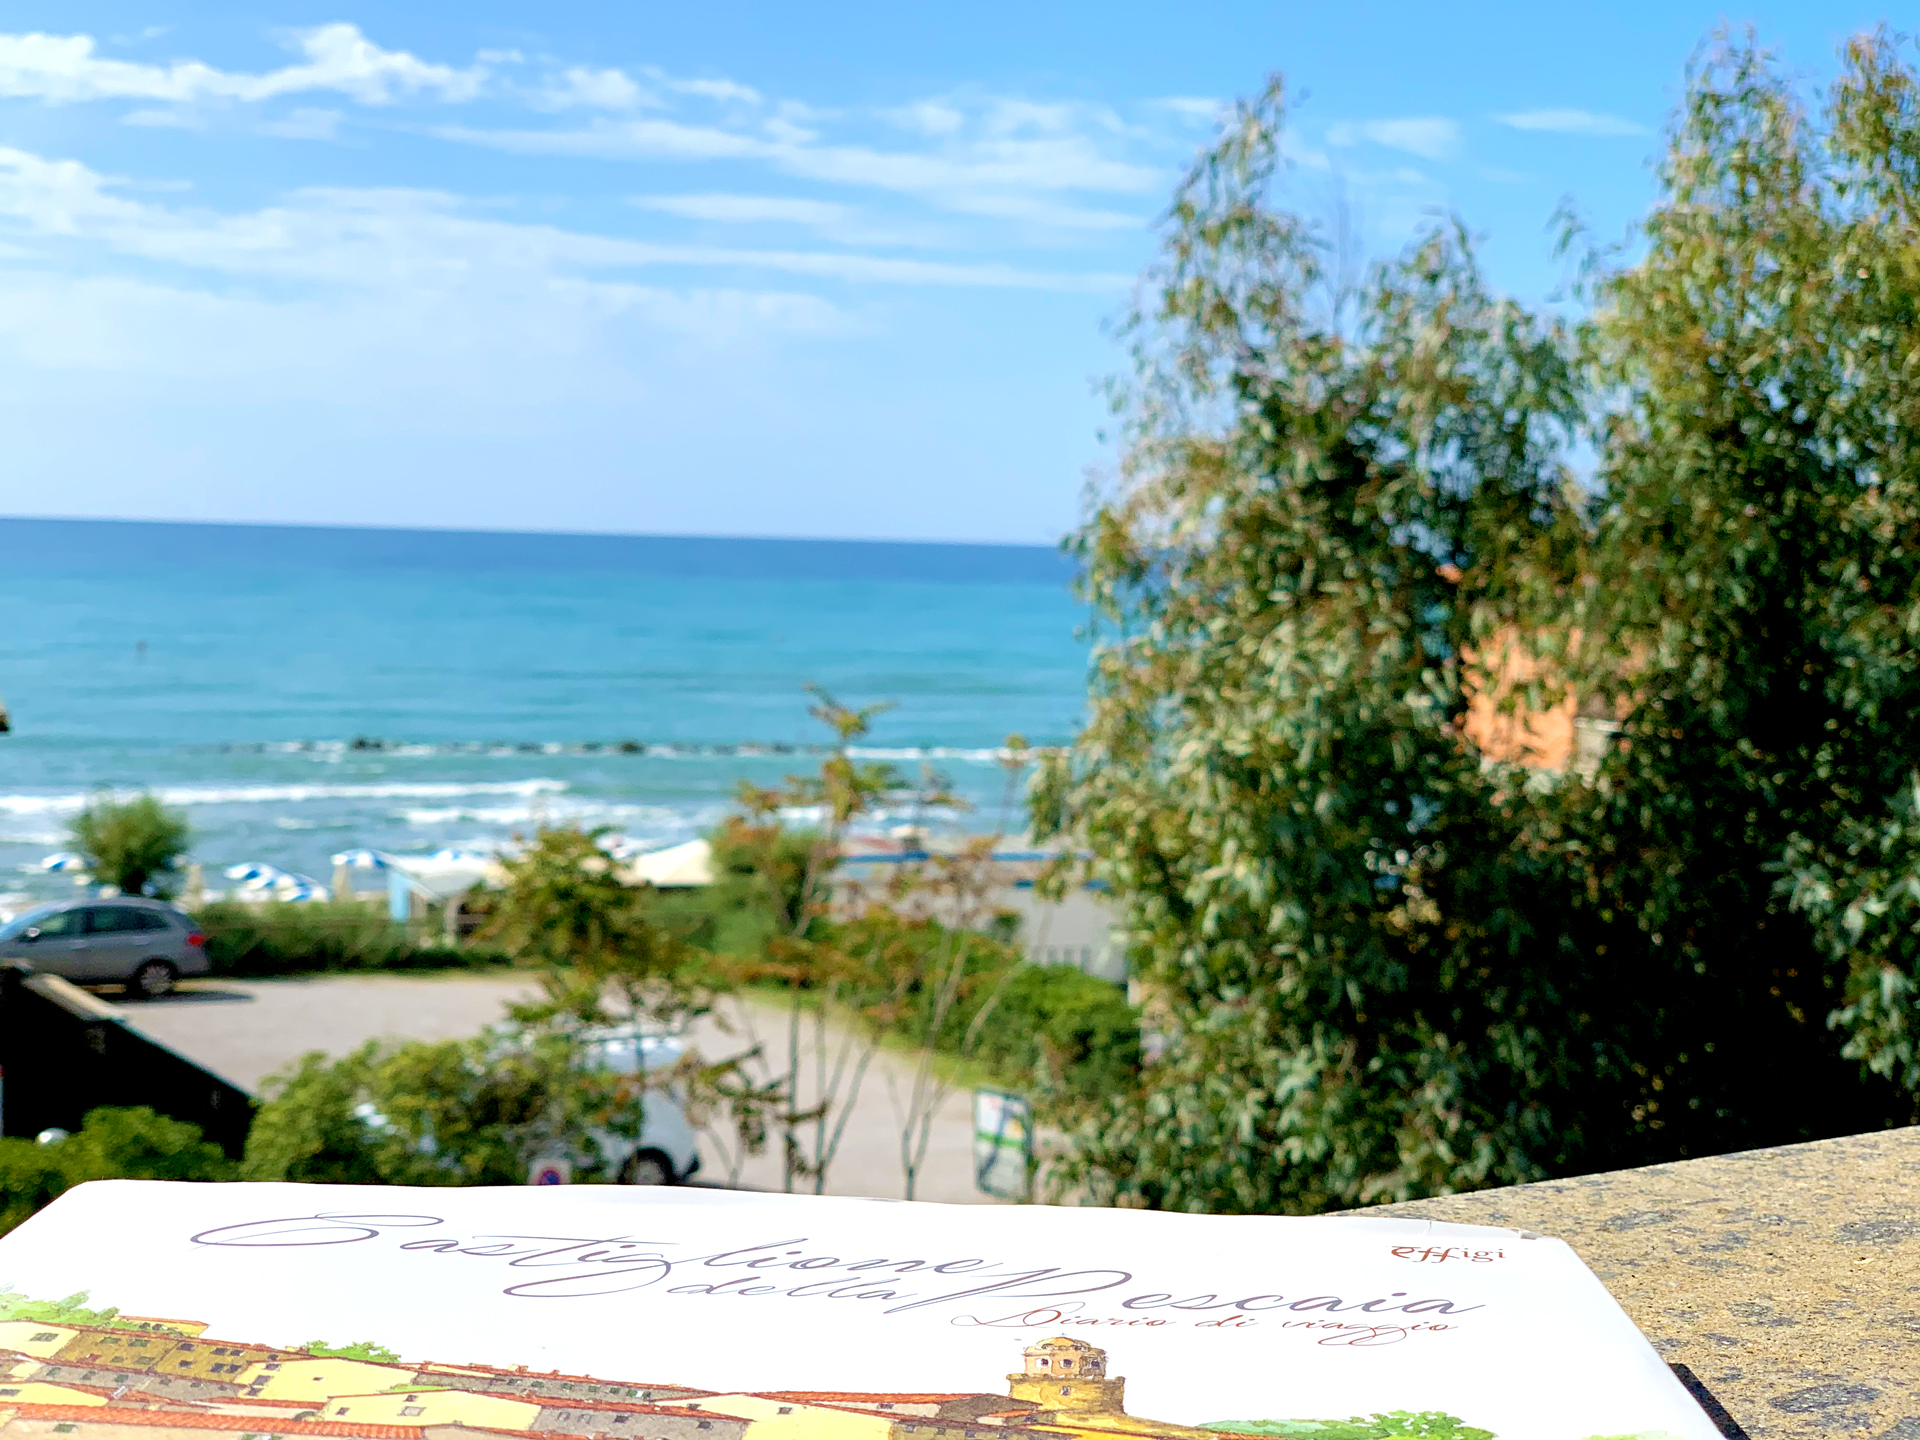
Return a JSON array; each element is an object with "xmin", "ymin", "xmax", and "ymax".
[{"xmin": 123, "ymin": 972, "xmax": 990, "ymax": 1204}]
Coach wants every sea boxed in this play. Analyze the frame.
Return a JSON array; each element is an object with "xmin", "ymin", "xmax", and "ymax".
[{"xmin": 0, "ymin": 518, "xmax": 1090, "ymax": 910}]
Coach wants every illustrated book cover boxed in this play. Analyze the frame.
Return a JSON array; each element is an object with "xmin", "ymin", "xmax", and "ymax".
[{"xmin": 0, "ymin": 1182, "xmax": 1720, "ymax": 1440}]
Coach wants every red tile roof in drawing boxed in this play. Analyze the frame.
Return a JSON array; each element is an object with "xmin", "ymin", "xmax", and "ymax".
[
  {"xmin": 756, "ymin": 1395, "xmax": 984, "ymax": 1405},
  {"xmin": 0, "ymin": 1404, "xmax": 431, "ymax": 1437},
  {"xmin": 707, "ymin": 1397, "xmax": 926, "ymax": 1423},
  {"xmin": 415, "ymin": 1365, "xmax": 690, "ymax": 1389},
  {"xmin": 472, "ymin": 1396, "xmax": 718, "ymax": 1418}
]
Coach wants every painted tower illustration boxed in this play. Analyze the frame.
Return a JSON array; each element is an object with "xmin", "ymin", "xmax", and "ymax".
[{"xmin": 1008, "ymin": 1337, "xmax": 1127, "ymax": 1415}]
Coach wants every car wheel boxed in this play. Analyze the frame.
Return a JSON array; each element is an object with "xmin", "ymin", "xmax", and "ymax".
[
  {"xmin": 129, "ymin": 960, "xmax": 177, "ymax": 1000},
  {"xmin": 619, "ymin": 1149, "xmax": 677, "ymax": 1186}
]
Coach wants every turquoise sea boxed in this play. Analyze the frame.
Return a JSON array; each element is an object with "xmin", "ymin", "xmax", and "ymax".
[{"xmin": 0, "ymin": 518, "xmax": 1089, "ymax": 907}]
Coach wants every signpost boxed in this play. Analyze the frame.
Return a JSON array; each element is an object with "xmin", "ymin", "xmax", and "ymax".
[{"xmin": 973, "ymin": 1088, "xmax": 1032, "ymax": 1201}]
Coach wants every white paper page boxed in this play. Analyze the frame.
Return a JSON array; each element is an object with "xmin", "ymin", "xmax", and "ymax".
[{"xmin": 0, "ymin": 1182, "xmax": 1718, "ymax": 1440}]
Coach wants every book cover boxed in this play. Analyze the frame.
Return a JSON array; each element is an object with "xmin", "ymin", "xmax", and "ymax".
[{"xmin": 0, "ymin": 1183, "xmax": 1717, "ymax": 1440}]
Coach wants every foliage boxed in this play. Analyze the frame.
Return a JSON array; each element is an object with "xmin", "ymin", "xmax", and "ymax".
[
  {"xmin": 200, "ymin": 901, "xmax": 510, "ymax": 977},
  {"xmin": 717, "ymin": 689, "xmax": 919, "ymax": 1193},
  {"xmin": 240, "ymin": 1031, "xmax": 648, "ymax": 1185},
  {"xmin": 0, "ymin": 1288, "xmax": 175, "ymax": 1332},
  {"xmin": 1539, "ymin": 28, "xmax": 1920, "ymax": 1157},
  {"xmin": 486, "ymin": 825, "xmax": 778, "ymax": 1176},
  {"xmin": 1034, "ymin": 76, "xmax": 1588, "ymax": 1212},
  {"xmin": 0, "ymin": 1108, "xmax": 234, "ymax": 1236},
  {"xmin": 70, "ymin": 793, "xmax": 190, "ymax": 898},
  {"xmin": 300, "ymin": 1340, "xmax": 401, "ymax": 1362},
  {"xmin": 1040, "ymin": 31, "xmax": 1920, "ymax": 1214},
  {"xmin": 489, "ymin": 827, "xmax": 724, "ymax": 1030},
  {"xmin": 962, "ymin": 961, "xmax": 1141, "ymax": 1099},
  {"xmin": 718, "ymin": 693, "xmax": 1059, "ymax": 1197},
  {"xmin": 243, "ymin": 825, "xmax": 780, "ymax": 1188},
  {"xmin": 1203, "ymin": 1414, "xmax": 1491, "ymax": 1440}
]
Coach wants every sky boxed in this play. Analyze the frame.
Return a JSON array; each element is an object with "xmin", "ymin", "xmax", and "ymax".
[{"xmin": 0, "ymin": 2, "xmax": 1892, "ymax": 544}]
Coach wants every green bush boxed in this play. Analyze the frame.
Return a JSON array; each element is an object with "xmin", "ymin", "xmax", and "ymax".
[
  {"xmin": 242, "ymin": 1032, "xmax": 647, "ymax": 1186},
  {"xmin": 961, "ymin": 963, "xmax": 1141, "ymax": 1100},
  {"xmin": 198, "ymin": 901, "xmax": 511, "ymax": 977},
  {"xmin": 71, "ymin": 793, "xmax": 190, "ymax": 898},
  {"xmin": 0, "ymin": 1107, "xmax": 234, "ymax": 1235}
]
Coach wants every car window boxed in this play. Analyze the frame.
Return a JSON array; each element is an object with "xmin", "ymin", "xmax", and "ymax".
[
  {"xmin": 89, "ymin": 907, "xmax": 174, "ymax": 934},
  {"xmin": 84, "ymin": 907, "xmax": 151, "ymax": 934},
  {"xmin": 25, "ymin": 908, "xmax": 81, "ymax": 938},
  {"xmin": 0, "ymin": 905, "xmax": 60, "ymax": 940}
]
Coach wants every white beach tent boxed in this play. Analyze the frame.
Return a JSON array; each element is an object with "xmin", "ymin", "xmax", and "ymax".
[{"xmin": 625, "ymin": 838, "xmax": 713, "ymax": 888}]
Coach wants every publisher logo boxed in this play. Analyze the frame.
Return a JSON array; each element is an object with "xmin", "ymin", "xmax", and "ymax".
[{"xmin": 1390, "ymin": 1245, "xmax": 1505, "ymax": 1264}]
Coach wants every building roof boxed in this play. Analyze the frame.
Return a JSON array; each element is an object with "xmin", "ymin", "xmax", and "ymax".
[
  {"xmin": 506, "ymin": 1398, "xmax": 717, "ymax": 1417},
  {"xmin": 0, "ymin": 1404, "xmax": 434, "ymax": 1438},
  {"xmin": 326, "ymin": 1390, "xmax": 713, "ymax": 1420},
  {"xmin": 712, "ymin": 1397, "xmax": 944, "ymax": 1424},
  {"xmin": 414, "ymin": 1364, "xmax": 691, "ymax": 1389},
  {"xmin": 1024, "ymin": 1339, "xmax": 1102, "ymax": 1353},
  {"xmin": 756, "ymin": 1395, "xmax": 985, "ymax": 1405}
]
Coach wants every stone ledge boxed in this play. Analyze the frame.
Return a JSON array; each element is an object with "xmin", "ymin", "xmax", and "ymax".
[{"xmin": 1362, "ymin": 1126, "xmax": 1920, "ymax": 1439}]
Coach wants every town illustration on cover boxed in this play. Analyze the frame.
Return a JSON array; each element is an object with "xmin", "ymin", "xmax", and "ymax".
[{"xmin": 0, "ymin": 1293, "xmax": 1498, "ymax": 1440}]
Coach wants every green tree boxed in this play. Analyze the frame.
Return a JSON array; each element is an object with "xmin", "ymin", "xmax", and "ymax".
[
  {"xmin": 1041, "ymin": 30, "xmax": 1920, "ymax": 1214},
  {"xmin": 0, "ymin": 1108, "xmax": 234, "ymax": 1236},
  {"xmin": 240, "ymin": 1031, "xmax": 648, "ymax": 1185},
  {"xmin": 1034, "ymin": 78, "xmax": 1588, "ymax": 1212},
  {"xmin": 1544, "ymin": 29, "xmax": 1920, "ymax": 1158},
  {"xmin": 301, "ymin": 1340, "xmax": 401, "ymax": 1362},
  {"xmin": 487, "ymin": 824, "xmax": 779, "ymax": 1180},
  {"xmin": 69, "ymin": 792, "xmax": 191, "ymax": 898},
  {"xmin": 244, "ymin": 826, "xmax": 777, "ymax": 1187}
]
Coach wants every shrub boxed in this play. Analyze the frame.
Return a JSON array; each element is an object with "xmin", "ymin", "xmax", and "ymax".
[
  {"xmin": 241, "ymin": 1032, "xmax": 646, "ymax": 1186},
  {"xmin": 961, "ymin": 963, "xmax": 1141, "ymax": 1101},
  {"xmin": 70, "ymin": 793, "xmax": 190, "ymax": 898},
  {"xmin": 0, "ymin": 1107, "xmax": 234, "ymax": 1235},
  {"xmin": 198, "ymin": 901, "xmax": 511, "ymax": 977}
]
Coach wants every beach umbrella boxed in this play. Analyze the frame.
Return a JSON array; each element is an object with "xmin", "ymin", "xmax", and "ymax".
[
  {"xmin": 224, "ymin": 862, "xmax": 281, "ymax": 884},
  {"xmin": 40, "ymin": 852, "xmax": 86, "ymax": 872},
  {"xmin": 330, "ymin": 848, "xmax": 389, "ymax": 869}
]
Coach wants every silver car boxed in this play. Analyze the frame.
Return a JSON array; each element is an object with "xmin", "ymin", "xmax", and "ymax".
[{"xmin": 0, "ymin": 897, "xmax": 211, "ymax": 998}]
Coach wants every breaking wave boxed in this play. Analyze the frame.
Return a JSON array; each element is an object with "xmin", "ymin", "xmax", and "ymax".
[{"xmin": 0, "ymin": 778, "xmax": 569, "ymax": 817}]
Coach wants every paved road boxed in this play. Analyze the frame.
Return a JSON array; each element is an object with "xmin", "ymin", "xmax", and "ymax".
[{"xmin": 123, "ymin": 973, "xmax": 990, "ymax": 1204}]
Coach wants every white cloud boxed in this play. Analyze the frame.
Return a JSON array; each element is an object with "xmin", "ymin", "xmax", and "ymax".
[
  {"xmin": 1325, "ymin": 116, "xmax": 1462, "ymax": 161},
  {"xmin": 436, "ymin": 116, "xmax": 766, "ymax": 162},
  {"xmin": 0, "ymin": 23, "xmax": 484, "ymax": 107},
  {"xmin": 122, "ymin": 107, "xmax": 204, "ymax": 129},
  {"xmin": 1495, "ymin": 108, "xmax": 1646, "ymax": 137},
  {"xmin": 1153, "ymin": 96, "xmax": 1222, "ymax": 123},
  {"xmin": 0, "ymin": 26, "xmax": 1170, "ymax": 238},
  {"xmin": 538, "ymin": 66, "xmax": 651, "ymax": 111},
  {"xmin": 634, "ymin": 193, "xmax": 855, "ymax": 226},
  {"xmin": 889, "ymin": 100, "xmax": 965, "ymax": 136},
  {"xmin": 937, "ymin": 193, "xmax": 1141, "ymax": 231},
  {"xmin": 259, "ymin": 107, "xmax": 345, "ymax": 140},
  {"xmin": 658, "ymin": 74, "xmax": 762, "ymax": 106},
  {"xmin": 0, "ymin": 144, "xmax": 1125, "ymax": 293}
]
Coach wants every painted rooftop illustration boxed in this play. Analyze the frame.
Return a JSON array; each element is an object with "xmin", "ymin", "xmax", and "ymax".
[{"xmin": 0, "ymin": 1313, "xmax": 1280, "ymax": 1440}]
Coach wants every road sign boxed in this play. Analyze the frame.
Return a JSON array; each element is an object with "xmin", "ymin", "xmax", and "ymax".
[
  {"xmin": 973, "ymin": 1088, "xmax": 1032, "ymax": 1200},
  {"xmin": 527, "ymin": 1157, "xmax": 573, "ymax": 1186}
]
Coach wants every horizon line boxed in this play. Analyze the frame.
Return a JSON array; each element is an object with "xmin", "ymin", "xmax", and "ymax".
[{"xmin": 0, "ymin": 513, "xmax": 1072, "ymax": 553}]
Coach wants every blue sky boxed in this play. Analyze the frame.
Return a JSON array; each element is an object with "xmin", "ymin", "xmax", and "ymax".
[{"xmin": 0, "ymin": 1, "xmax": 1887, "ymax": 543}]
